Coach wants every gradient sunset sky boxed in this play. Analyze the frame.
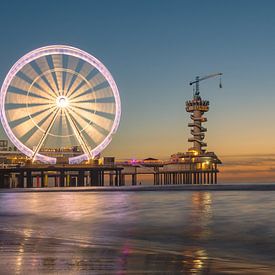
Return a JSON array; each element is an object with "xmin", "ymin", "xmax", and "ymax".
[{"xmin": 0, "ymin": 0, "xmax": 275, "ymax": 182}]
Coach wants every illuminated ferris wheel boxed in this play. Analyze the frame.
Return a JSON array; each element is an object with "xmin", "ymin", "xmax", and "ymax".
[{"xmin": 0, "ymin": 45, "xmax": 121, "ymax": 164}]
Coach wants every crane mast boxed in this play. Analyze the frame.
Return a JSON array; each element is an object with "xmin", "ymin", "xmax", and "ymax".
[{"xmin": 186, "ymin": 72, "xmax": 223, "ymax": 154}]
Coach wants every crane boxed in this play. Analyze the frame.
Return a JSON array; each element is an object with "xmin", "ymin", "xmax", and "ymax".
[{"xmin": 189, "ymin": 73, "xmax": 223, "ymax": 97}]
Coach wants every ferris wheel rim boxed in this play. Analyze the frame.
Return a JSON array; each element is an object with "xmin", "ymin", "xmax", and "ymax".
[{"xmin": 0, "ymin": 45, "xmax": 121, "ymax": 164}]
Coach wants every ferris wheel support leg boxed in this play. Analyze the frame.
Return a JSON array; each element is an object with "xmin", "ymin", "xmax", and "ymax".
[
  {"xmin": 65, "ymin": 109, "xmax": 93, "ymax": 160},
  {"xmin": 32, "ymin": 108, "xmax": 60, "ymax": 162}
]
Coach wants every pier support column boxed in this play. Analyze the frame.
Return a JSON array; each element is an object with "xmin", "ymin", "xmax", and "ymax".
[
  {"xmin": 109, "ymin": 173, "xmax": 114, "ymax": 186},
  {"xmin": 41, "ymin": 172, "xmax": 45, "ymax": 187},
  {"xmin": 211, "ymin": 172, "xmax": 214, "ymax": 184},
  {"xmin": 18, "ymin": 171, "xmax": 24, "ymax": 188},
  {"xmin": 115, "ymin": 170, "xmax": 118, "ymax": 186},
  {"xmin": 98, "ymin": 171, "xmax": 102, "ymax": 186},
  {"xmin": 78, "ymin": 171, "xmax": 84, "ymax": 186},
  {"xmin": 45, "ymin": 173, "xmax": 48, "ymax": 187},
  {"xmin": 155, "ymin": 173, "xmax": 160, "ymax": 185},
  {"xmin": 90, "ymin": 171, "xmax": 99, "ymax": 186},
  {"xmin": 66, "ymin": 174, "xmax": 70, "ymax": 187},
  {"xmin": 89, "ymin": 171, "xmax": 93, "ymax": 186},
  {"xmin": 0, "ymin": 173, "xmax": 4, "ymax": 188},
  {"xmin": 131, "ymin": 173, "xmax": 137, "ymax": 186},
  {"xmin": 60, "ymin": 170, "xmax": 65, "ymax": 187},
  {"xmin": 102, "ymin": 171, "xmax": 105, "ymax": 186},
  {"xmin": 118, "ymin": 171, "xmax": 122, "ymax": 186},
  {"xmin": 121, "ymin": 174, "xmax": 125, "ymax": 186},
  {"xmin": 26, "ymin": 171, "xmax": 32, "ymax": 188}
]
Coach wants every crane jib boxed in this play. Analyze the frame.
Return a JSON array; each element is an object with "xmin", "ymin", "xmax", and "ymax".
[{"xmin": 190, "ymin": 73, "xmax": 223, "ymax": 85}]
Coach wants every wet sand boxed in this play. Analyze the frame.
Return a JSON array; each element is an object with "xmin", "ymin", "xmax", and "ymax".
[
  {"xmin": 1, "ymin": 184, "xmax": 275, "ymax": 192},
  {"xmin": 1, "ymin": 191, "xmax": 275, "ymax": 274}
]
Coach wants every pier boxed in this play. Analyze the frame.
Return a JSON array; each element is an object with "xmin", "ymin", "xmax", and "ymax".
[
  {"xmin": 0, "ymin": 160, "xmax": 220, "ymax": 188},
  {"xmin": 0, "ymin": 165, "xmax": 124, "ymax": 188}
]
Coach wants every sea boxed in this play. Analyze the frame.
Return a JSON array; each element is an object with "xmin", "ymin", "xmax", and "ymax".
[{"xmin": 0, "ymin": 190, "xmax": 274, "ymax": 274}]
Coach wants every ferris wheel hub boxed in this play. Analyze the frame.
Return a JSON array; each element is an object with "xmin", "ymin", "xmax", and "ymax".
[{"xmin": 56, "ymin": 96, "xmax": 69, "ymax": 109}]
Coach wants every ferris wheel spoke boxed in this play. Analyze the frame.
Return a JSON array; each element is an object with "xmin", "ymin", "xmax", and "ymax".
[
  {"xmin": 70, "ymin": 98, "xmax": 96, "ymax": 104},
  {"xmin": 9, "ymin": 105, "xmax": 56, "ymax": 129},
  {"xmin": 66, "ymin": 79, "xmax": 88, "ymax": 99},
  {"xmin": 62, "ymin": 56, "xmax": 79, "ymax": 94},
  {"xmin": 14, "ymin": 71, "xmax": 56, "ymax": 101},
  {"xmin": 69, "ymin": 67, "xmax": 97, "ymax": 95},
  {"xmin": 69, "ymin": 80, "xmax": 110, "ymax": 102},
  {"xmin": 5, "ymin": 103, "xmax": 54, "ymax": 129},
  {"xmin": 71, "ymin": 96, "xmax": 115, "ymax": 105},
  {"xmin": 48, "ymin": 54, "xmax": 63, "ymax": 91},
  {"xmin": 64, "ymin": 59, "xmax": 85, "ymax": 97},
  {"xmin": 63, "ymin": 112, "xmax": 82, "ymax": 145},
  {"xmin": 65, "ymin": 65, "xmax": 96, "ymax": 98},
  {"xmin": 68, "ymin": 71, "xmax": 105, "ymax": 100},
  {"xmin": 69, "ymin": 87, "xmax": 94, "ymax": 101},
  {"xmin": 63, "ymin": 71, "xmax": 74, "ymax": 95},
  {"xmin": 55, "ymin": 70, "xmax": 63, "ymax": 95},
  {"xmin": 72, "ymin": 105, "xmax": 115, "ymax": 120},
  {"xmin": 26, "ymin": 105, "xmax": 56, "ymax": 125},
  {"xmin": 67, "ymin": 109, "xmax": 99, "ymax": 147},
  {"xmin": 32, "ymin": 108, "xmax": 60, "ymax": 161},
  {"xmin": 70, "ymin": 102, "xmax": 115, "ymax": 119},
  {"xmin": 38, "ymin": 56, "xmax": 60, "ymax": 93},
  {"xmin": 65, "ymin": 76, "xmax": 88, "ymax": 99},
  {"xmin": 68, "ymin": 106, "xmax": 114, "ymax": 140},
  {"xmin": 69, "ymin": 106, "xmax": 110, "ymax": 133},
  {"xmin": 64, "ymin": 109, "xmax": 92, "ymax": 159},
  {"xmin": 8, "ymin": 85, "xmax": 52, "ymax": 102},
  {"xmin": 63, "ymin": 58, "xmax": 82, "ymax": 96},
  {"xmin": 44, "ymin": 55, "xmax": 59, "ymax": 92},
  {"xmin": 69, "ymin": 107, "xmax": 110, "ymax": 137},
  {"xmin": 19, "ymin": 108, "xmax": 57, "ymax": 143},
  {"xmin": 30, "ymin": 61, "xmax": 59, "ymax": 98},
  {"xmin": 5, "ymin": 102, "xmax": 49, "ymax": 110}
]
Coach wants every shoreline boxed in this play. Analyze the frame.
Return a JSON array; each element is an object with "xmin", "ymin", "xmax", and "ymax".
[{"xmin": 1, "ymin": 184, "xmax": 275, "ymax": 192}]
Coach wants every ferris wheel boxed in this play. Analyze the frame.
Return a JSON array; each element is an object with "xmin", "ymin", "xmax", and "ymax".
[{"xmin": 0, "ymin": 45, "xmax": 121, "ymax": 164}]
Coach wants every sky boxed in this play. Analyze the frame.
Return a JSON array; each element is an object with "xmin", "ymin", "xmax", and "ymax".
[{"xmin": 0, "ymin": 0, "xmax": 275, "ymax": 182}]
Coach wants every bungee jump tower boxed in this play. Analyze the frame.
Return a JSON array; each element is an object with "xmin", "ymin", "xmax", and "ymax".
[{"xmin": 168, "ymin": 73, "xmax": 222, "ymax": 184}]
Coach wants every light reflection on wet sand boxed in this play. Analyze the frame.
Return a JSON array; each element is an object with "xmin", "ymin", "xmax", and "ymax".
[{"xmin": 0, "ymin": 191, "xmax": 275, "ymax": 274}]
